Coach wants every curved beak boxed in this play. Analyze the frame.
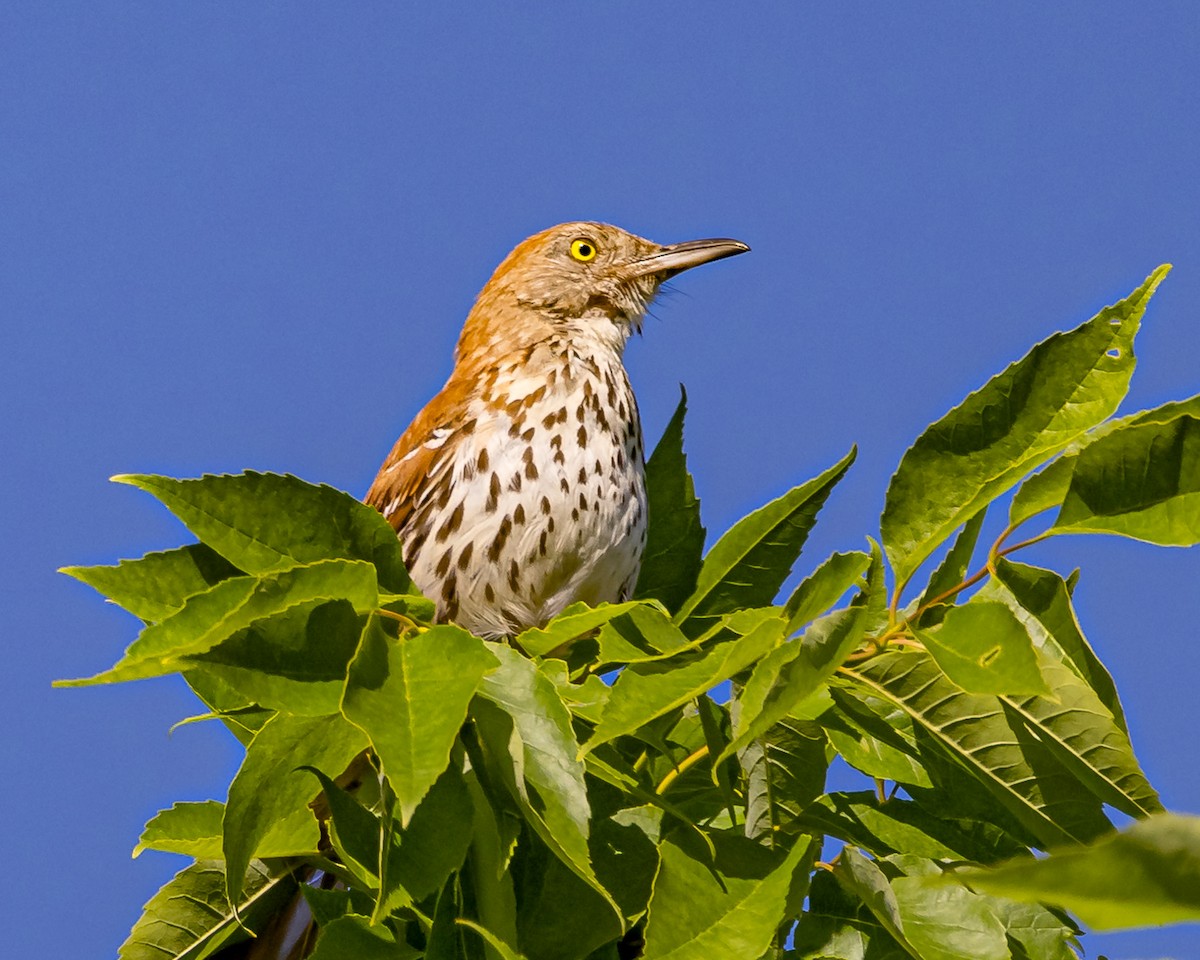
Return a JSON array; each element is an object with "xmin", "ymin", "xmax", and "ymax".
[{"xmin": 626, "ymin": 237, "xmax": 751, "ymax": 279}]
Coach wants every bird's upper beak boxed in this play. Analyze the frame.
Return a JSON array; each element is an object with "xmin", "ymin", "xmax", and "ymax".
[{"xmin": 625, "ymin": 237, "xmax": 751, "ymax": 279}]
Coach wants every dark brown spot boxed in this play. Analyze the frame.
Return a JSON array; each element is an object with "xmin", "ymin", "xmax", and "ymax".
[
  {"xmin": 571, "ymin": 508, "xmax": 580, "ymax": 521},
  {"xmin": 550, "ymin": 434, "xmax": 563, "ymax": 448},
  {"xmin": 444, "ymin": 596, "xmax": 459, "ymax": 622},
  {"xmin": 553, "ymin": 449, "xmax": 565, "ymax": 465},
  {"xmin": 514, "ymin": 503, "xmax": 526, "ymax": 525},
  {"xmin": 525, "ymin": 459, "xmax": 539, "ymax": 480},
  {"xmin": 578, "ymin": 466, "xmax": 588, "ymax": 484},
  {"xmin": 560, "ymin": 478, "xmax": 570, "ymax": 493},
  {"xmin": 583, "ymin": 380, "xmax": 594, "ymax": 398},
  {"xmin": 435, "ymin": 549, "xmax": 453, "ymax": 578},
  {"xmin": 547, "ymin": 517, "xmax": 556, "ymax": 532},
  {"xmin": 441, "ymin": 572, "xmax": 457, "ymax": 601},
  {"xmin": 508, "ymin": 560, "xmax": 520, "ymax": 592},
  {"xmin": 509, "ymin": 472, "xmax": 522, "ymax": 493},
  {"xmin": 522, "ymin": 427, "xmax": 535, "ymax": 442},
  {"xmin": 488, "ymin": 516, "xmax": 513, "ymax": 561},
  {"xmin": 436, "ymin": 502, "xmax": 464, "ymax": 542},
  {"xmin": 542, "ymin": 413, "xmax": 558, "ymax": 429},
  {"xmin": 539, "ymin": 530, "xmax": 548, "ymax": 556},
  {"xmin": 485, "ymin": 583, "xmax": 495, "ymax": 603},
  {"xmin": 460, "ymin": 418, "xmax": 477, "ymax": 436},
  {"xmin": 477, "ymin": 448, "xmax": 490, "ymax": 472},
  {"xmin": 556, "ymin": 406, "xmax": 568, "ymax": 423},
  {"xmin": 593, "ymin": 461, "xmax": 602, "ymax": 475},
  {"xmin": 577, "ymin": 425, "xmax": 588, "ymax": 447},
  {"xmin": 457, "ymin": 542, "xmax": 474, "ymax": 570},
  {"xmin": 575, "ymin": 402, "xmax": 586, "ymax": 423},
  {"xmin": 486, "ymin": 472, "xmax": 501, "ymax": 512},
  {"xmin": 436, "ymin": 482, "xmax": 452, "ymax": 509},
  {"xmin": 540, "ymin": 496, "xmax": 552, "ymax": 515},
  {"xmin": 579, "ymin": 492, "xmax": 589, "ymax": 512}
]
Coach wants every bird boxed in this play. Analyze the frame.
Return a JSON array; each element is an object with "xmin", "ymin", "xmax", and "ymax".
[
  {"xmin": 364, "ymin": 221, "xmax": 749, "ymax": 636},
  {"xmin": 232, "ymin": 223, "xmax": 749, "ymax": 960}
]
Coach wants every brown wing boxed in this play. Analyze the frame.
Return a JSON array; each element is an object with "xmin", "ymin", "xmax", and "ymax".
[{"xmin": 364, "ymin": 375, "xmax": 477, "ymax": 546}]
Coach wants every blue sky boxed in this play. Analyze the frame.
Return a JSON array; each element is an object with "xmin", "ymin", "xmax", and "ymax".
[{"xmin": 4, "ymin": 3, "xmax": 1199, "ymax": 956}]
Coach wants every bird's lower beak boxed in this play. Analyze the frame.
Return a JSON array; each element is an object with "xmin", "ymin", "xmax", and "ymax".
[{"xmin": 626, "ymin": 237, "xmax": 751, "ymax": 279}]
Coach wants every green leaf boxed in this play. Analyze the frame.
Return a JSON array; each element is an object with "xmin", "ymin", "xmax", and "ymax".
[
  {"xmin": 309, "ymin": 915, "xmax": 421, "ymax": 959},
  {"xmin": 641, "ymin": 832, "xmax": 812, "ymax": 960},
  {"xmin": 674, "ymin": 447, "xmax": 856, "ymax": 635},
  {"xmin": 791, "ymin": 869, "xmax": 910, "ymax": 960},
  {"xmin": 989, "ymin": 557, "xmax": 1126, "ymax": 731},
  {"xmin": 584, "ymin": 615, "xmax": 787, "ymax": 752},
  {"xmin": 300, "ymin": 766, "xmax": 383, "ymax": 887},
  {"xmin": 1010, "ymin": 392, "xmax": 1200, "ymax": 526},
  {"xmin": 595, "ymin": 604, "xmax": 692, "ymax": 665},
  {"xmin": 1000, "ymin": 656, "xmax": 1162, "ymax": 820},
  {"xmin": 118, "ymin": 859, "xmax": 298, "ymax": 960},
  {"xmin": 831, "ymin": 847, "xmax": 912, "ymax": 952},
  {"xmin": 61, "ymin": 543, "xmax": 241, "ymax": 622},
  {"xmin": 457, "ymin": 919, "xmax": 530, "ymax": 960},
  {"xmin": 383, "ymin": 762, "xmax": 474, "ymax": 907},
  {"xmin": 134, "ymin": 800, "xmax": 316, "ymax": 860},
  {"xmin": 59, "ymin": 559, "xmax": 379, "ymax": 686},
  {"xmin": 800, "ymin": 792, "xmax": 1027, "ymax": 863},
  {"xmin": 516, "ymin": 600, "xmax": 649, "ymax": 657},
  {"xmin": 952, "ymin": 813, "xmax": 1200, "ymax": 930},
  {"xmin": 840, "ymin": 650, "xmax": 1112, "ymax": 848},
  {"xmin": 915, "ymin": 599, "xmax": 1051, "ymax": 696},
  {"xmin": 741, "ymin": 719, "xmax": 828, "ymax": 841},
  {"xmin": 881, "ymin": 265, "xmax": 1169, "ymax": 588},
  {"xmin": 223, "ymin": 712, "xmax": 367, "ymax": 903},
  {"xmin": 823, "ymin": 722, "xmax": 932, "ymax": 788},
  {"xmin": 783, "ymin": 549, "xmax": 871, "ymax": 632},
  {"xmin": 111, "ymin": 471, "xmax": 412, "ymax": 592},
  {"xmin": 1051, "ymin": 414, "xmax": 1200, "ymax": 544},
  {"xmin": 718, "ymin": 605, "xmax": 867, "ymax": 766},
  {"xmin": 187, "ymin": 598, "xmax": 363, "ymax": 716},
  {"xmin": 342, "ymin": 619, "xmax": 499, "ymax": 825},
  {"xmin": 914, "ymin": 506, "xmax": 986, "ymax": 628},
  {"xmin": 636, "ymin": 387, "xmax": 706, "ymax": 611},
  {"xmin": 474, "ymin": 644, "xmax": 592, "ymax": 892}
]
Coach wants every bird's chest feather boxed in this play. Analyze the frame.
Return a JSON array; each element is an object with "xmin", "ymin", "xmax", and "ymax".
[{"xmin": 404, "ymin": 344, "xmax": 647, "ymax": 636}]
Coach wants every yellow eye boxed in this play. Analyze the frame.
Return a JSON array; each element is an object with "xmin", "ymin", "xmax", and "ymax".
[{"xmin": 570, "ymin": 238, "xmax": 598, "ymax": 262}]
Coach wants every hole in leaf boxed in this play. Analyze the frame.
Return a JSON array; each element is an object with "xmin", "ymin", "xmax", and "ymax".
[
  {"xmin": 978, "ymin": 646, "xmax": 1002, "ymax": 667},
  {"xmin": 1107, "ymin": 348, "xmax": 1121, "ymax": 358}
]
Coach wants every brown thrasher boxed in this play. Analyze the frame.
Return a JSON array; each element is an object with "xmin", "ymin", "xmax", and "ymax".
[{"xmin": 365, "ymin": 222, "xmax": 748, "ymax": 636}]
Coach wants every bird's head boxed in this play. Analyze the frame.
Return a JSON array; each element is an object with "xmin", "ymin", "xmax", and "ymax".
[{"xmin": 459, "ymin": 222, "xmax": 749, "ymax": 360}]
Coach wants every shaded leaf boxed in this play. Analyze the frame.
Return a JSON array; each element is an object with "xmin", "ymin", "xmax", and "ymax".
[
  {"xmin": 800, "ymin": 792, "xmax": 1028, "ymax": 863},
  {"xmin": 636, "ymin": 387, "xmax": 706, "ymax": 611},
  {"xmin": 641, "ymin": 832, "xmax": 811, "ymax": 960},
  {"xmin": 342, "ymin": 619, "xmax": 499, "ymax": 825},
  {"xmin": 674, "ymin": 448, "xmax": 856, "ymax": 635},
  {"xmin": 111, "ymin": 471, "xmax": 412, "ymax": 592},
  {"xmin": 309, "ymin": 914, "xmax": 421, "ymax": 959},
  {"xmin": 118, "ymin": 859, "xmax": 297, "ymax": 960},
  {"xmin": 914, "ymin": 507, "xmax": 986, "ymax": 628},
  {"xmin": 881, "ymin": 266, "xmax": 1169, "ymax": 587},
  {"xmin": 741, "ymin": 719, "xmax": 828, "ymax": 842},
  {"xmin": 223, "ymin": 712, "xmax": 367, "ymax": 902},
  {"xmin": 187, "ymin": 598, "xmax": 363, "ymax": 716}
]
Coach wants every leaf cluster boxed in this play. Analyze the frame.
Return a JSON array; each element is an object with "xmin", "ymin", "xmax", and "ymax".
[{"xmin": 62, "ymin": 265, "xmax": 1200, "ymax": 960}]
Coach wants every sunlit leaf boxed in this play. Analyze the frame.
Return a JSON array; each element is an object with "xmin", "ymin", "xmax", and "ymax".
[
  {"xmin": 636, "ymin": 387, "xmax": 706, "ymax": 611},
  {"xmin": 342, "ymin": 619, "xmax": 498, "ymax": 825},
  {"xmin": 881, "ymin": 266, "xmax": 1169, "ymax": 587},
  {"xmin": 952, "ymin": 813, "xmax": 1200, "ymax": 930},
  {"xmin": 674, "ymin": 448, "xmax": 856, "ymax": 635},
  {"xmin": 915, "ymin": 599, "xmax": 1051, "ymax": 696}
]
